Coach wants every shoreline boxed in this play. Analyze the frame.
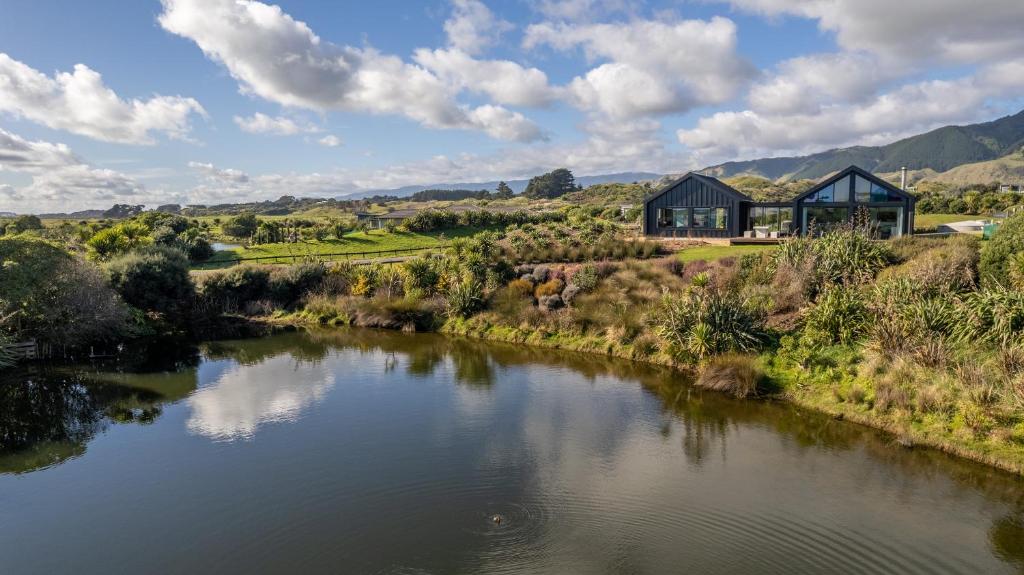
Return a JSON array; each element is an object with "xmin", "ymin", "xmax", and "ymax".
[{"xmin": 266, "ymin": 314, "xmax": 1024, "ymax": 477}]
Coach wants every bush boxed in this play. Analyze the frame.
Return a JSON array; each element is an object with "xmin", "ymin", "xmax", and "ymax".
[
  {"xmin": 196, "ymin": 265, "xmax": 271, "ymax": 312},
  {"xmin": 86, "ymin": 221, "xmax": 153, "ymax": 261},
  {"xmin": 445, "ymin": 274, "xmax": 485, "ymax": 319},
  {"xmin": 571, "ymin": 263, "xmax": 599, "ymax": 292},
  {"xmin": 105, "ymin": 246, "xmax": 195, "ymax": 316},
  {"xmin": 506, "ymin": 278, "xmax": 535, "ymax": 300},
  {"xmin": 980, "ymin": 212, "xmax": 1024, "ymax": 287},
  {"xmin": 268, "ymin": 261, "xmax": 326, "ymax": 307},
  {"xmin": 879, "ymin": 235, "xmax": 979, "ymax": 294},
  {"xmin": 535, "ymin": 278, "xmax": 564, "ymax": 298},
  {"xmin": 804, "ymin": 285, "xmax": 869, "ymax": 344},
  {"xmin": 656, "ymin": 284, "xmax": 768, "ymax": 361},
  {"xmin": 953, "ymin": 287, "xmax": 1024, "ymax": 348},
  {"xmin": 697, "ymin": 354, "xmax": 763, "ymax": 398},
  {"xmin": 402, "ymin": 257, "xmax": 441, "ymax": 296},
  {"xmin": 0, "ymin": 237, "xmax": 130, "ymax": 346}
]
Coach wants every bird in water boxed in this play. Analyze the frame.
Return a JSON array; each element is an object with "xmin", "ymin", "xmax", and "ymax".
[{"xmin": 492, "ymin": 515, "xmax": 502, "ymax": 525}]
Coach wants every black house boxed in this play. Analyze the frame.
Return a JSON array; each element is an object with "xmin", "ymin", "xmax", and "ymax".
[
  {"xmin": 643, "ymin": 165, "xmax": 915, "ymax": 239},
  {"xmin": 642, "ymin": 172, "xmax": 750, "ymax": 239}
]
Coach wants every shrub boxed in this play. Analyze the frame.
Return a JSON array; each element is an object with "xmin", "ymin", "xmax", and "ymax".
[
  {"xmin": 445, "ymin": 274, "xmax": 485, "ymax": 319},
  {"xmin": 953, "ymin": 287, "xmax": 1024, "ymax": 348},
  {"xmin": 656, "ymin": 284, "xmax": 768, "ymax": 362},
  {"xmin": 979, "ymin": 212, "xmax": 1024, "ymax": 287},
  {"xmin": 402, "ymin": 257, "xmax": 441, "ymax": 296},
  {"xmin": 86, "ymin": 221, "xmax": 153, "ymax": 261},
  {"xmin": 268, "ymin": 260, "xmax": 326, "ymax": 307},
  {"xmin": 878, "ymin": 235, "xmax": 979, "ymax": 294},
  {"xmin": 696, "ymin": 354, "xmax": 763, "ymax": 398},
  {"xmin": 105, "ymin": 246, "xmax": 195, "ymax": 316},
  {"xmin": 804, "ymin": 285, "xmax": 869, "ymax": 345},
  {"xmin": 571, "ymin": 263, "xmax": 600, "ymax": 292},
  {"xmin": 196, "ymin": 265, "xmax": 271, "ymax": 312},
  {"xmin": 535, "ymin": 278, "xmax": 564, "ymax": 298},
  {"xmin": 506, "ymin": 278, "xmax": 535, "ymax": 299},
  {"xmin": 0, "ymin": 237, "xmax": 130, "ymax": 347}
]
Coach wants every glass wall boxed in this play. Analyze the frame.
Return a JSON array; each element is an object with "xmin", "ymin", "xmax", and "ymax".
[
  {"xmin": 803, "ymin": 207, "xmax": 849, "ymax": 235},
  {"xmin": 673, "ymin": 208, "xmax": 690, "ymax": 228},
  {"xmin": 656, "ymin": 206, "xmax": 729, "ymax": 231},
  {"xmin": 868, "ymin": 207, "xmax": 903, "ymax": 238},
  {"xmin": 747, "ymin": 206, "xmax": 794, "ymax": 234}
]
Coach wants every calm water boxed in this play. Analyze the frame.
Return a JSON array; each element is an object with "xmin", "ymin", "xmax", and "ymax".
[{"xmin": 1, "ymin": 330, "xmax": 1023, "ymax": 574}]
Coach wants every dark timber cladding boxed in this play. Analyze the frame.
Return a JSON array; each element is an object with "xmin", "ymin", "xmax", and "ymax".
[{"xmin": 642, "ymin": 173, "xmax": 750, "ymax": 238}]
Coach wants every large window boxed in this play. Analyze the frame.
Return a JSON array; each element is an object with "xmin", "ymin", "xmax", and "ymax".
[
  {"xmin": 692, "ymin": 207, "xmax": 710, "ymax": 227},
  {"xmin": 673, "ymin": 208, "xmax": 690, "ymax": 228},
  {"xmin": 868, "ymin": 207, "xmax": 903, "ymax": 238},
  {"xmin": 747, "ymin": 206, "xmax": 794, "ymax": 233},
  {"xmin": 709, "ymin": 207, "xmax": 728, "ymax": 229},
  {"xmin": 805, "ymin": 176, "xmax": 850, "ymax": 203},
  {"xmin": 657, "ymin": 208, "xmax": 672, "ymax": 228},
  {"xmin": 803, "ymin": 207, "xmax": 849, "ymax": 235},
  {"xmin": 657, "ymin": 207, "xmax": 690, "ymax": 228},
  {"xmin": 854, "ymin": 175, "xmax": 903, "ymax": 202}
]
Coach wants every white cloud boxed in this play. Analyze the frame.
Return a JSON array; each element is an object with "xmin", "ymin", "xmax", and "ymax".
[
  {"xmin": 531, "ymin": 0, "xmax": 633, "ymax": 22},
  {"xmin": 317, "ymin": 135, "xmax": 341, "ymax": 147},
  {"xmin": 158, "ymin": 0, "xmax": 543, "ymax": 142},
  {"xmin": 677, "ymin": 65, "xmax": 1024, "ymax": 165},
  {"xmin": 524, "ymin": 17, "xmax": 754, "ymax": 118},
  {"xmin": 0, "ymin": 53, "xmax": 205, "ymax": 144},
  {"xmin": 0, "ymin": 128, "xmax": 153, "ymax": 211},
  {"xmin": 747, "ymin": 52, "xmax": 891, "ymax": 115},
  {"xmin": 719, "ymin": 0, "xmax": 1024, "ymax": 66},
  {"xmin": 444, "ymin": 0, "xmax": 513, "ymax": 56},
  {"xmin": 414, "ymin": 48, "xmax": 558, "ymax": 108},
  {"xmin": 233, "ymin": 112, "xmax": 319, "ymax": 135},
  {"xmin": 188, "ymin": 161, "xmax": 250, "ymax": 183}
]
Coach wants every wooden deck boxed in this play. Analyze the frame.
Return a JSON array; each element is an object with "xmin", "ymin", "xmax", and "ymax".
[{"xmin": 728, "ymin": 237, "xmax": 784, "ymax": 245}]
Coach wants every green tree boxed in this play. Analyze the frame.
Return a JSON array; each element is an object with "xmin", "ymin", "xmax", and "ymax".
[
  {"xmin": 106, "ymin": 246, "xmax": 195, "ymax": 317},
  {"xmin": 222, "ymin": 213, "xmax": 260, "ymax": 238},
  {"xmin": 523, "ymin": 168, "xmax": 577, "ymax": 199},
  {"xmin": 4, "ymin": 215, "xmax": 44, "ymax": 235},
  {"xmin": 495, "ymin": 181, "xmax": 514, "ymax": 199}
]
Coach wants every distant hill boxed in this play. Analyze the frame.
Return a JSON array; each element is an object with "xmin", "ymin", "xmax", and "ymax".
[
  {"xmin": 345, "ymin": 172, "xmax": 661, "ymax": 199},
  {"xmin": 705, "ymin": 110, "xmax": 1024, "ymax": 181},
  {"xmin": 926, "ymin": 149, "xmax": 1024, "ymax": 186}
]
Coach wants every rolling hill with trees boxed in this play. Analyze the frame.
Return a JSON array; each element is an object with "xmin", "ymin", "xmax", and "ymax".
[{"xmin": 705, "ymin": 109, "xmax": 1024, "ymax": 181}]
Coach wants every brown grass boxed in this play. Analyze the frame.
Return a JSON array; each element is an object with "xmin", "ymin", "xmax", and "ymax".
[{"xmin": 696, "ymin": 353, "xmax": 762, "ymax": 398}]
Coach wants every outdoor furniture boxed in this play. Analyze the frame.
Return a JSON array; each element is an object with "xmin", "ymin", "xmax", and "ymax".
[{"xmin": 753, "ymin": 226, "xmax": 769, "ymax": 238}]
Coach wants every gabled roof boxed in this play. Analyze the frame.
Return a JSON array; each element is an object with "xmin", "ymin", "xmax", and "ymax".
[
  {"xmin": 792, "ymin": 165, "xmax": 915, "ymax": 204},
  {"xmin": 642, "ymin": 172, "xmax": 753, "ymax": 206}
]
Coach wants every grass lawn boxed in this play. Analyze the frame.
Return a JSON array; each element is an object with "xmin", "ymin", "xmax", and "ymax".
[
  {"xmin": 676, "ymin": 244, "xmax": 776, "ymax": 263},
  {"xmin": 914, "ymin": 213, "xmax": 972, "ymax": 230},
  {"xmin": 198, "ymin": 226, "xmax": 484, "ymax": 268}
]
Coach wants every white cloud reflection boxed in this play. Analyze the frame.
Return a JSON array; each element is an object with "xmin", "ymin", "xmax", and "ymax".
[{"xmin": 186, "ymin": 355, "xmax": 334, "ymax": 441}]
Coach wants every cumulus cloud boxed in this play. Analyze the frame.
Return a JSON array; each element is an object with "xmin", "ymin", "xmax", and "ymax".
[
  {"xmin": 524, "ymin": 17, "xmax": 754, "ymax": 119},
  {"xmin": 0, "ymin": 128, "xmax": 151, "ymax": 211},
  {"xmin": 678, "ymin": 64, "xmax": 1024, "ymax": 164},
  {"xmin": 719, "ymin": 0, "xmax": 1024, "ymax": 66},
  {"xmin": 188, "ymin": 161, "xmax": 250, "ymax": 183},
  {"xmin": 0, "ymin": 53, "xmax": 205, "ymax": 144},
  {"xmin": 233, "ymin": 112, "xmax": 319, "ymax": 135},
  {"xmin": 317, "ymin": 135, "xmax": 341, "ymax": 147},
  {"xmin": 414, "ymin": 48, "xmax": 558, "ymax": 108},
  {"xmin": 444, "ymin": 0, "xmax": 513, "ymax": 56},
  {"xmin": 158, "ymin": 0, "xmax": 543, "ymax": 142}
]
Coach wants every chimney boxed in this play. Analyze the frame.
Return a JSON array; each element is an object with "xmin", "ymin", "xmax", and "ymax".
[{"xmin": 900, "ymin": 167, "xmax": 907, "ymax": 191}]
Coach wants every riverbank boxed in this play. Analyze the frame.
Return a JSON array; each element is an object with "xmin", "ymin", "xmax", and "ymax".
[{"xmin": 263, "ymin": 310, "xmax": 1024, "ymax": 476}]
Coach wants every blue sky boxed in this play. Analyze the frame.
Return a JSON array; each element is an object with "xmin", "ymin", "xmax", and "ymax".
[{"xmin": 1, "ymin": 0, "xmax": 1023, "ymax": 212}]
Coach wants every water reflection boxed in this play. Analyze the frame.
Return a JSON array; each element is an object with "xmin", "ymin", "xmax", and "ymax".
[
  {"xmin": 186, "ymin": 353, "xmax": 335, "ymax": 441},
  {"xmin": 1, "ymin": 329, "xmax": 1023, "ymax": 574}
]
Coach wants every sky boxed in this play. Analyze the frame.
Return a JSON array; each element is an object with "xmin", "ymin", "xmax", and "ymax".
[{"xmin": 1, "ymin": 0, "xmax": 1023, "ymax": 213}]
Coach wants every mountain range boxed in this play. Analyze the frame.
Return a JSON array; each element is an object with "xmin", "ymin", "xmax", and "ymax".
[{"xmin": 704, "ymin": 109, "xmax": 1024, "ymax": 182}]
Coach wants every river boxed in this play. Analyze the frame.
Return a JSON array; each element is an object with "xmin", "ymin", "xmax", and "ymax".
[{"xmin": 1, "ymin": 329, "xmax": 1022, "ymax": 574}]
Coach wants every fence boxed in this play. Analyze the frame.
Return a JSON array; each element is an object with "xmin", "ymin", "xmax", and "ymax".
[{"xmin": 1, "ymin": 339, "xmax": 37, "ymax": 360}]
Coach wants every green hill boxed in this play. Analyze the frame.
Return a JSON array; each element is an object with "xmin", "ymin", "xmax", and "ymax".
[{"xmin": 706, "ymin": 109, "xmax": 1024, "ymax": 181}]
